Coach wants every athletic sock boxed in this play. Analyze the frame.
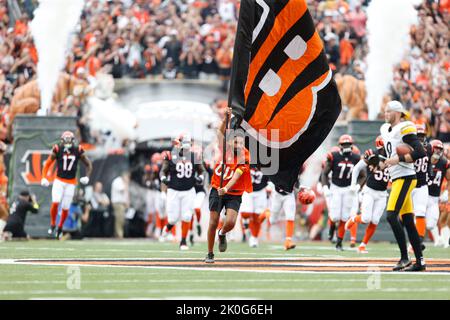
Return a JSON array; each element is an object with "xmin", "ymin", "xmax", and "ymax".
[
  {"xmin": 181, "ymin": 221, "xmax": 190, "ymax": 239},
  {"xmin": 337, "ymin": 220, "xmax": 346, "ymax": 239},
  {"xmin": 0, "ymin": 219, "xmax": 6, "ymax": 234},
  {"xmin": 58, "ymin": 209, "xmax": 69, "ymax": 229},
  {"xmin": 415, "ymin": 217, "xmax": 426, "ymax": 238},
  {"xmin": 328, "ymin": 219, "xmax": 336, "ymax": 238},
  {"xmin": 195, "ymin": 208, "xmax": 201, "ymax": 222},
  {"xmin": 286, "ymin": 220, "xmax": 294, "ymax": 239},
  {"xmin": 189, "ymin": 215, "xmax": 194, "ymax": 231},
  {"xmin": 165, "ymin": 223, "xmax": 174, "ymax": 232},
  {"xmin": 430, "ymin": 227, "xmax": 440, "ymax": 245},
  {"xmin": 386, "ymin": 211, "xmax": 409, "ymax": 261},
  {"xmin": 362, "ymin": 223, "xmax": 377, "ymax": 244},
  {"xmin": 402, "ymin": 213, "xmax": 424, "ymax": 265},
  {"xmin": 251, "ymin": 213, "xmax": 261, "ymax": 237},
  {"xmin": 441, "ymin": 226, "xmax": 450, "ymax": 246},
  {"xmin": 50, "ymin": 202, "xmax": 59, "ymax": 227},
  {"xmin": 350, "ymin": 223, "xmax": 358, "ymax": 242}
]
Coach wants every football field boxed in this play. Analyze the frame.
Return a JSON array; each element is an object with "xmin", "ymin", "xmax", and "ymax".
[{"xmin": 0, "ymin": 239, "xmax": 449, "ymax": 300}]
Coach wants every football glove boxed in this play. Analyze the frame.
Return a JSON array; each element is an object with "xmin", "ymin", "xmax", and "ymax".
[
  {"xmin": 440, "ymin": 190, "xmax": 448, "ymax": 203},
  {"xmin": 349, "ymin": 184, "xmax": 360, "ymax": 193},
  {"xmin": 80, "ymin": 176, "xmax": 89, "ymax": 185},
  {"xmin": 41, "ymin": 178, "xmax": 50, "ymax": 187}
]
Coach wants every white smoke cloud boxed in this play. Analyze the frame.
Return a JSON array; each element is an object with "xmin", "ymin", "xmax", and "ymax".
[
  {"xmin": 365, "ymin": 0, "xmax": 422, "ymax": 119},
  {"xmin": 30, "ymin": 0, "xmax": 85, "ymax": 115}
]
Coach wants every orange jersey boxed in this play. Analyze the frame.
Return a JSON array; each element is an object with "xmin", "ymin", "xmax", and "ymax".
[{"xmin": 211, "ymin": 148, "xmax": 253, "ymax": 196}]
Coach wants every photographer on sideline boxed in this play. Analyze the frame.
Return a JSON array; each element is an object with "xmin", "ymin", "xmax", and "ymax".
[{"xmin": 3, "ymin": 190, "xmax": 39, "ymax": 239}]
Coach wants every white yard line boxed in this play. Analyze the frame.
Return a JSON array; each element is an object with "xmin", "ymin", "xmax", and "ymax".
[
  {"xmin": 1, "ymin": 278, "xmax": 449, "ymax": 285},
  {"xmin": 0, "ymin": 287, "xmax": 449, "ymax": 296},
  {"xmin": 1, "ymin": 260, "xmax": 449, "ymax": 276}
]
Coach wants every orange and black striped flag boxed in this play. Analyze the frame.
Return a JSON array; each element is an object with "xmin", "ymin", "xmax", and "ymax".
[{"xmin": 228, "ymin": 0, "xmax": 341, "ymax": 192}]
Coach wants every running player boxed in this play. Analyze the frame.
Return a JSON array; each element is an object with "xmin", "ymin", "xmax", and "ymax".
[
  {"xmin": 381, "ymin": 100, "xmax": 426, "ymax": 271},
  {"xmin": 205, "ymin": 108, "xmax": 252, "ymax": 263},
  {"xmin": 411, "ymin": 124, "xmax": 432, "ymax": 250},
  {"xmin": 41, "ymin": 131, "xmax": 92, "ymax": 239},
  {"xmin": 240, "ymin": 165, "xmax": 269, "ymax": 248},
  {"xmin": 143, "ymin": 164, "xmax": 161, "ymax": 238},
  {"xmin": 269, "ymin": 183, "xmax": 298, "ymax": 250},
  {"xmin": 160, "ymin": 135, "xmax": 204, "ymax": 250},
  {"xmin": 427, "ymin": 139, "xmax": 450, "ymax": 247},
  {"xmin": 321, "ymin": 135, "xmax": 365, "ymax": 251},
  {"xmin": 346, "ymin": 136, "xmax": 389, "ymax": 253}
]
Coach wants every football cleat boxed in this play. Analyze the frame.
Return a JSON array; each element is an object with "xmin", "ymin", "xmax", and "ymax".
[
  {"xmin": 403, "ymin": 263, "xmax": 426, "ymax": 272},
  {"xmin": 357, "ymin": 244, "xmax": 368, "ymax": 254},
  {"xmin": 48, "ymin": 226, "xmax": 56, "ymax": 238},
  {"xmin": 196, "ymin": 224, "xmax": 202, "ymax": 237},
  {"xmin": 393, "ymin": 259, "xmax": 412, "ymax": 271},
  {"xmin": 218, "ymin": 231, "xmax": 227, "ymax": 252},
  {"xmin": 284, "ymin": 239, "xmax": 296, "ymax": 251},
  {"xmin": 350, "ymin": 241, "xmax": 356, "ymax": 248},
  {"xmin": 179, "ymin": 238, "xmax": 189, "ymax": 251},
  {"xmin": 56, "ymin": 227, "xmax": 63, "ymax": 240},
  {"xmin": 204, "ymin": 252, "xmax": 215, "ymax": 264},
  {"xmin": 335, "ymin": 238, "xmax": 344, "ymax": 251},
  {"xmin": 249, "ymin": 236, "xmax": 258, "ymax": 248},
  {"xmin": 189, "ymin": 234, "xmax": 194, "ymax": 246}
]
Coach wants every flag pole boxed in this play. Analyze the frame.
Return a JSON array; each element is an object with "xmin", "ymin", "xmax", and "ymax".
[{"xmin": 218, "ymin": 110, "xmax": 229, "ymax": 212}]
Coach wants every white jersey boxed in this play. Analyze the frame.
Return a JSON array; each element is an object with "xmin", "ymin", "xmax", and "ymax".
[{"xmin": 380, "ymin": 121, "xmax": 416, "ymax": 180}]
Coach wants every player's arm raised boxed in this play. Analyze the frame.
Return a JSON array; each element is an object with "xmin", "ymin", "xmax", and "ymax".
[
  {"xmin": 80, "ymin": 153, "xmax": 93, "ymax": 185},
  {"xmin": 217, "ymin": 107, "xmax": 231, "ymax": 150}
]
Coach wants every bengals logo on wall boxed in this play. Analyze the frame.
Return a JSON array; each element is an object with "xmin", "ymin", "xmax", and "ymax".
[{"xmin": 20, "ymin": 150, "xmax": 56, "ymax": 185}]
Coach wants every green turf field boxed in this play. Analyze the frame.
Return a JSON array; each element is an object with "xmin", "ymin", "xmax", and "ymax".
[{"xmin": 0, "ymin": 240, "xmax": 449, "ymax": 299}]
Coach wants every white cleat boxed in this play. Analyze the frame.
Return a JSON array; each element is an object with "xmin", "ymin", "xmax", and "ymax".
[
  {"xmin": 159, "ymin": 228, "xmax": 169, "ymax": 242},
  {"xmin": 249, "ymin": 236, "xmax": 258, "ymax": 248},
  {"xmin": 167, "ymin": 233, "xmax": 175, "ymax": 242},
  {"xmin": 180, "ymin": 245, "xmax": 189, "ymax": 251}
]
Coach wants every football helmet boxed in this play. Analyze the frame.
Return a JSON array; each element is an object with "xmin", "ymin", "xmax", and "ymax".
[
  {"xmin": 338, "ymin": 134, "xmax": 353, "ymax": 154},
  {"xmin": 61, "ymin": 131, "xmax": 75, "ymax": 149}
]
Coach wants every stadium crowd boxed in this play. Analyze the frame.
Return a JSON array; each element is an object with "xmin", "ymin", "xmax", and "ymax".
[
  {"xmin": 0, "ymin": 0, "xmax": 448, "ymax": 145},
  {"xmin": 0, "ymin": 0, "xmax": 448, "ymax": 241}
]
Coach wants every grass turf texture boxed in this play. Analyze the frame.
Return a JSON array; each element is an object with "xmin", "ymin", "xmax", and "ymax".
[{"xmin": 0, "ymin": 240, "xmax": 449, "ymax": 299}]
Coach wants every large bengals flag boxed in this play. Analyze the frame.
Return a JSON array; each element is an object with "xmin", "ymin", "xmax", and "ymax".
[{"xmin": 228, "ymin": 0, "xmax": 341, "ymax": 192}]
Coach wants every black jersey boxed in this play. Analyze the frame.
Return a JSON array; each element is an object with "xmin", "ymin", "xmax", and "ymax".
[
  {"xmin": 364, "ymin": 148, "xmax": 389, "ymax": 191},
  {"xmin": 194, "ymin": 171, "xmax": 205, "ymax": 193},
  {"xmin": 328, "ymin": 151, "xmax": 360, "ymax": 187},
  {"xmin": 53, "ymin": 143, "xmax": 84, "ymax": 181},
  {"xmin": 143, "ymin": 174, "xmax": 160, "ymax": 191},
  {"xmin": 428, "ymin": 157, "xmax": 449, "ymax": 197},
  {"xmin": 414, "ymin": 143, "xmax": 432, "ymax": 187},
  {"xmin": 164, "ymin": 148, "xmax": 197, "ymax": 191},
  {"xmin": 6, "ymin": 198, "xmax": 38, "ymax": 226},
  {"xmin": 250, "ymin": 166, "xmax": 269, "ymax": 192}
]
